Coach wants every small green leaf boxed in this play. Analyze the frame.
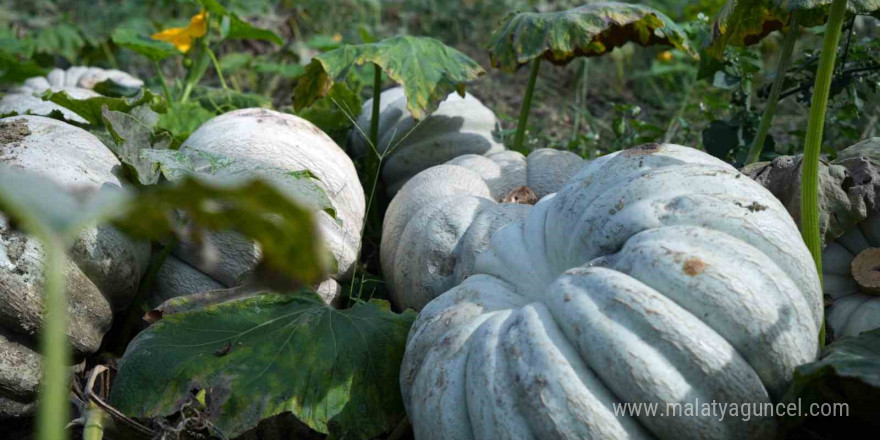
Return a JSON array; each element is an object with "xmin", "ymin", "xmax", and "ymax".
[
  {"xmin": 487, "ymin": 3, "xmax": 697, "ymax": 73},
  {"xmin": 40, "ymin": 88, "xmax": 166, "ymax": 126},
  {"xmin": 92, "ymin": 79, "xmax": 143, "ymax": 98},
  {"xmin": 111, "ymin": 176, "xmax": 330, "ymax": 284},
  {"xmin": 189, "ymin": 86, "xmax": 272, "ymax": 112},
  {"xmin": 156, "ymin": 101, "xmax": 215, "ymax": 142},
  {"xmin": 296, "ymin": 82, "xmax": 363, "ymax": 134},
  {"xmin": 294, "ymin": 35, "xmax": 484, "ymax": 120},
  {"xmin": 221, "ymin": 14, "xmax": 284, "ymax": 46},
  {"xmin": 112, "ymin": 27, "xmax": 178, "ymax": 62},
  {"xmin": 101, "ymin": 105, "xmax": 172, "ymax": 185},
  {"xmin": 109, "ymin": 293, "xmax": 416, "ymax": 439}
]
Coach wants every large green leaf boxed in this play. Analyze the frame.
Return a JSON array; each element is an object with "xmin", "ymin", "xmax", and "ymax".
[
  {"xmin": 782, "ymin": 328, "xmax": 880, "ymax": 430},
  {"xmin": 487, "ymin": 2, "xmax": 696, "ymax": 73},
  {"xmin": 33, "ymin": 22, "xmax": 85, "ymax": 62},
  {"xmin": 41, "ymin": 88, "xmax": 166, "ymax": 126},
  {"xmin": 293, "ymin": 35, "xmax": 484, "ymax": 120},
  {"xmin": 705, "ymin": 0, "xmax": 880, "ymax": 60},
  {"xmin": 109, "ymin": 292, "xmax": 416, "ymax": 439},
  {"xmin": 156, "ymin": 101, "xmax": 215, "ymax": 143},
  {"xmin": 141, "ymin": 148, "xmax": 338, "ymax": 219},
  {"xmin": 221, "ymin": 14, "xmax": 284, "ymax": 46},
  {"xmin": 112, "ymin": 27, "xmax": 179, "ymax": 62},
  {"xmin": 112, "ymin": 176, "xmax": 331, "ymax": 284}
]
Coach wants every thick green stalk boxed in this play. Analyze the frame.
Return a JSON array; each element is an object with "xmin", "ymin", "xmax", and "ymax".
[
  {"xmin": 83, "ymin": 402, "xmax": 106, "ymax": 440},
  {"xmin": 369, "ymin": 64, "xmax": 382, "ymax": 166},
  {"xmin": 36, "ymin": 235, "xmax": 68, "ymax": 440},
  {"xmin": 747, "ymin": 18, "xmax": 800, "ymax": 165},
  {"xmin": 802, "ymin": 0, "xmax": 848, "ymax": 345},
  {"xmin": 514, "ymin": 58, "xmax": 541, "ymax": 151},
  {"xmin": 152, "ymin": 60, "xmax": 173, "ymax": 105}
]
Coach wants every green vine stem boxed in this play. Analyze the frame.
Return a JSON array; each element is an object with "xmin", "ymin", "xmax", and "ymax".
[
  {"xmin": 802, "ymin": 0, "xmax": 848, "ymax": 345},
  {"xmin": 368, "ymin": 63, "xmax": 382, "ymax": 174},
  {"xmin": 152, "ymin": 60, "xmax": 173, "ymax": 105},
  {"xmin": 35, "ymin": 234, "xmax": 68, "ymax": 440},
  {"xmin": 83, "ymin": 402, "xmax": 106, "ymax": 440},
  {"xmin": 206, "ymin": 47, "xmax": 229, "ymax": 90},
  {"xmin": 514, "ymin": 58, "xmax": 541, "ymax": 151},
  {"xmin": 746, "ymin": 16, "xmax": 800, "ymax": 165}
]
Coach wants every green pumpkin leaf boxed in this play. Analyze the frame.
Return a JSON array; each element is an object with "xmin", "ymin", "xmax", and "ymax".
[
  {"xmin": 705, "ymin": 0, "xmax": 880, "ymax": 61},
  {"xmin": 293, "ymin": 35, "xmax": 484, "ymax": 120},
  {"xmin": 141, "ymin": 148, "xmax": 337, "ymax": 219},
  {"xmin": 221, "ymin": 14, "xmax": 284, "ymax": 46},
  {"xmin": 297, "ymin": 82, "xmax": 363, "ymax": 136},
  {"xmin": 112, "ymin": 27, "xmax": 179, "ymax": 62},
  {"xmin": 111, "ymin": 176, "xmax": 330, "ymax": 284},
  {"xmin": 189, "ymin": 85, "xmax": 273, "ymax": 112},
  {"xmin": 156, "ymin": 101, "xmax": 214, "ymax": 143},
  {"xmin": 487, "ymin": 2, "xmax": 696, "ymax": 73},
  {"xmin": 782, "ymin": 328, "xmax": 880, "ymax": 431},
  {"xmin": 101, "ymin": 105, "xmax": 172, "ymax": 185},
  {"xmin": 41, "ymin": 88, "xmax": 166, "ymax": 126},
  {"xmin": 109, "ymin": 293, "xmax": 416, "ymax": 439}
]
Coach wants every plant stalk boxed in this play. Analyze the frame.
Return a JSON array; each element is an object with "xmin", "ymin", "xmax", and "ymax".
[
  {"xmin": 206, "ymin": 47, "xmax": 229, "ymax": 90},
  {"xmin": 746, "ymin": 17, "xmax": 800, "ymax": 165},
  {"xmin": 514, "ymin": 58, "xmax": 541, "ymax": 151},
  {"xmin": 83, "ymin": 402, "xmax": 106, "ymax": 440},
  {"xmin": 369, "ymin": 63, "xmax": 382, "ymax": 168},
  {"xmin": 152, "ymin": 60, "xmax": 173, "ymax": 105},
  {"xmin": 36, "ymin": 235, "xmax": 68, "ymax": 440},
  {"xmin": 802, "ymin": 0, "xmax": 848, "ymax": 346}
]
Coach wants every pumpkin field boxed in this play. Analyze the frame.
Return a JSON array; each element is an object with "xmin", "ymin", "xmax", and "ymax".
[{"xmin": 1, "ymin": 0, "xmax": 879, "ymax": 439}]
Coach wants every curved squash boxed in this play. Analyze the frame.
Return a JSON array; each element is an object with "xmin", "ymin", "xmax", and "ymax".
[
  {"xmin": 0, "ymin": 67, "xmax": 143, "ymax": 123},
  {"xmin": 153, "ymin": 108, "xmax": 365, "ymax": 307},
  {"xmin": 401, "ymin": 144, "xmax": 821, "ymax": 439},
  {"xmin": 382, "ymin": 148, "xmax": 584, "ymax": 310},
  {"xmin": 0, "ymin": 115, "xmax": 149, "ymax": 417},
  {"xmin": 350, "ymin": 87, "xmax": 505, "ymax": 195}
]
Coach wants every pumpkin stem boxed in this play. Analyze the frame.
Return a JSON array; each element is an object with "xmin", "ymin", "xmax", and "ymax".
[
  {"xmin": 513, "ymin": 58, "xmax": 541, "ymax": 151},
  {"xmin": 501, "ymin": 186, "xmax": 538, "ymax": 205},
  {"xmin": 851, "ymin": 248, "xmax": 880, "ymax": 294},
  {"xmin": 801, "ymin": 0, "xmax": 848, "ymax": 347}
]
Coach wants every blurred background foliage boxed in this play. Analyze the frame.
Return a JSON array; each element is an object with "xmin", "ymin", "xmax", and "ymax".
[{"xmin": 1, "ymin": 0, "xmax": 878, "ymax": 163}]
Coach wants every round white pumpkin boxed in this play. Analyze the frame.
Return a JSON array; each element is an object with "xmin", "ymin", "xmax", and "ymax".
[
  {"xmin": 350, "ymin": 86, "xmax": 505, "ymax": 195},
  {"xmin": 0, "ymin": 115, "xmax": 150, "ymax": 417},
  {"xmin": 382, "ymin": 148, "xmax": 584, "ymax": 311},
  {"xmin": 153, "ymin": 108, "xmax": 365, "ymax": 307},
  {"xmin": 401, "ymin": 144, "xmax": 822, "ymax": 439},
  {"xmin": 0, "ymin": 67, "xmax": 143, "ymax": 124}
]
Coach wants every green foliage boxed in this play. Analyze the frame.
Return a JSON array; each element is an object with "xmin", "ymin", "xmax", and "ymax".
[
  {"xmin": 200, "ymin": 0, "xmax": 284, "ymax": 45},
  {"xmin": 487, "ymin": 2, "xmax": 697, "ymax": 73},
  {"xmin": 33, "ymin": 22, "xmax": 86, "ymax": 62},
  {"xmin": 0, "ymin": 29, "xmax": 46, "ymax": 84},
  {"xmin": 156, "ymin": 101, "xmax": 214, "ymax": 143},
  {"xmin": 783, "ymin": 328, "xmax": 880, "ymax": 431},
  {"xmin": 296, "ymin": 82, "xmax": 364, "ymax": 140},
  {"xmin": 110, "ymin": 293, "xmax": 416, "ymax": 439},
  {"xmin": 112, "ymin": 28, "xmax": 178, "ymax": 62},
  {"xmin": 40, "ymin": 87, "xmax": 166, "ymax": 126},
  {"xmin": 101, "ymin": 104, "xmax": 173, "ymax": 185},
  {"xmin": 189, "ymin": 85, "xmax": 272, "ymax": 112},
  {"xmin": 294, "ymin": 35, "xmax": 485, "ymax": 119}
]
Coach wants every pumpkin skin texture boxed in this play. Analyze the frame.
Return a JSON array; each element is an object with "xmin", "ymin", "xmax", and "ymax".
[
  {"xmin": 0, "ymin": 116, "xmax": 150, "ymax": 417},
  {"xmin": 381, "ymin": 149, "xmax": 584, "ymax": 311},
  {"xmin": 401, "ymin": 144, "xmax": 822, "ymax": 440},
  {"xmin": 0, "ymin": 67, "xmax": 143, "ymax": 124},
  {"xmin": 350, "ymin": 87, "xmax": 505, "ymax": 196},
  {"xmin": 153, "ymin": 108, "xmax": 365, "ymax": 306}
]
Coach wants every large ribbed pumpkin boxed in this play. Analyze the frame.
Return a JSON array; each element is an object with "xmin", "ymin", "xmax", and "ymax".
[
  {"xmin": 401, "ymin": 144, "xmax": 822, "ymax": 439},
  {"xmin": 0, "ymin": 67, "xmax": 143, "ymax": 124},
  {"xmin": 153, "ymin": 108, "xmax": 365, "ymax": 307},
  {"xmin": 0, "ymin": 116, "xmax": 149, "ymax": 417},
  {"xmin": 382, "ymin": 148, "xmax": 584, "ymax": 310}
]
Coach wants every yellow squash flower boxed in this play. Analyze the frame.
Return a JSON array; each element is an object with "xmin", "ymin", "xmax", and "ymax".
[{"xmin": 151, "ymin": 11, "xmax": 208, "ymax": 53}]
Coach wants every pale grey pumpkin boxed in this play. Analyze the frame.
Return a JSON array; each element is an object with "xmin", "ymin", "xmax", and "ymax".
[
  {"xmin": 0, "ymin": 67, "xmax": 143, "ymax": 124},
  {"xmin": 153, "ymin": 108, "xmax": 365, "ymax": 307},
  {"xmin": 402, "ymin": 144, "xmax": 822, "ymax": 440},
  {"xmin": 382, "ymin": 148, "xmax": 584, "ymax": 311},
  {"xmin": 350, "ymin": 86, "xmax": 505, "ymax": 195},
  {"xmin": 0, "ymin": 116, "xmax": 150, "ymax": 417}
]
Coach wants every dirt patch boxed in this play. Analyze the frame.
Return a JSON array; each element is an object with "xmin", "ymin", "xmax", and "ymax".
[
  {"xmin": 683, "ymin": 257, "xmax": 707, "ymax": 276},
  {"xmin": 0, "ymin": 119, "xmax": 31, "ymax": 145}
]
